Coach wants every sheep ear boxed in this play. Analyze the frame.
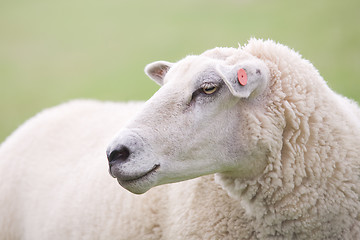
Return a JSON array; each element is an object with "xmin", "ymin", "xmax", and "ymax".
[
  {"xmin": 216, "ymin": 60, "xmax": 269, "ymax": 98},
  {"xmin": 144, "ymin": 61, "xmax": 173, "ymax": 86}
]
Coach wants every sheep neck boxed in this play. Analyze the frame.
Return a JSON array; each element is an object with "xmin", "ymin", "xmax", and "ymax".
[{"xmin": 215, "ymin": 103, "xmax": 360, "ymax": 239}]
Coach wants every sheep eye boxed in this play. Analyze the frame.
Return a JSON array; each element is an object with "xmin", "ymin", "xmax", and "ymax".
[{"xmin": 202, "ymin": 86, "xmax": 217, "ymax": 95}]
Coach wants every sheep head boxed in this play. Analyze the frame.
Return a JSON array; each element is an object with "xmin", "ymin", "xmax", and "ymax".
[{"xmin": 106, "ymin": 50, "xmax": 271, "ymax": 194}]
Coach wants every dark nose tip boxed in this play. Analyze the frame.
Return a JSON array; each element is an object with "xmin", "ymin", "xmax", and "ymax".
[{"xmin": 107, "ymin": 145, "xmax": 130, "ymax": 163}]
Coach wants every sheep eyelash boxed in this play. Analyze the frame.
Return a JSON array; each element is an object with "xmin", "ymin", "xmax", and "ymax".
[{"xmin": 200, "ymin": 82, "xmax": 218, "ymax": 89}]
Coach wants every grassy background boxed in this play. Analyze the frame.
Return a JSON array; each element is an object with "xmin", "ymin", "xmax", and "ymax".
[{"xmin": 1, "ymin": 0, "xmax": 359, "ymax": 142}]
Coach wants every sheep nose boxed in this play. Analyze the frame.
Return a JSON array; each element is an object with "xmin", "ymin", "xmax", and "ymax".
[
  {"xmin": 107, "ymin": 145, "xmax": 130, "ymax": 163},
  {"xmin": 106, "ymin": 129, "xmax": 147, "ymax": 178}
]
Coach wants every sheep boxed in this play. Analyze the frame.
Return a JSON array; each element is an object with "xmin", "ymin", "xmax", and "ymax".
[{"xmin": 1, "ymin": 39, "xmax": 360, "ymax": 239}]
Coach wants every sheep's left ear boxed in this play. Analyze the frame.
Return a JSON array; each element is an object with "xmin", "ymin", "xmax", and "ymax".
[
  {"xmin": 144, "ymin": 61, "xmax": 173, "ymax": 86},
  {"xmin": 216, "ymin": 59, "xmax": 270, "ymax": 98}
]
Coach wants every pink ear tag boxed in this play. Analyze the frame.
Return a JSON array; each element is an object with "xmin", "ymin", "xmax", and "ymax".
[{"xmin": 237, "ymin": 68, "xmax": 247, "ymax": 86}]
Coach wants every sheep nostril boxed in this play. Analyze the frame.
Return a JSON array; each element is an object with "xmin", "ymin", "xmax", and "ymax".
[{"xmin": 108, "ymin": 146, "xmax": 130, "ymax": 163}]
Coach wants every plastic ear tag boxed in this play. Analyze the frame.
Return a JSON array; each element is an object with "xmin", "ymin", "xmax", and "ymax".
[{"xmin": 237, "ymin": 68, "xmax": 247, "ymax": 86}]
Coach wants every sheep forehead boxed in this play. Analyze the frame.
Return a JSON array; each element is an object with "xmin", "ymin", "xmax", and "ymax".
[
  {"xmin": 200, "ymin": 46, "xmax": 254, "ymax": 64},
  {"xmin": 165, "ymin": 56, "xmax": 217, "ymax": 86}
]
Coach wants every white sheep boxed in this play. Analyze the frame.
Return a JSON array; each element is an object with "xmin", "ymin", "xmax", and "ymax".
[{"xmin": 1, "ymin": 39, "xmax": 360, "ymax": 239}]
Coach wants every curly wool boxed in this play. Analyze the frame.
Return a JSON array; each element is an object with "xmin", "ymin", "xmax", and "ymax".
[{"xmin": 216, "ymin": 39, "xmax": 360, "ymax": 239}]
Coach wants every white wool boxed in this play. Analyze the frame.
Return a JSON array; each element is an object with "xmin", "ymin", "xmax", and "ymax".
[{"xmin": 216, "ymin": 39, "xmax": 360, "ymax": 239}]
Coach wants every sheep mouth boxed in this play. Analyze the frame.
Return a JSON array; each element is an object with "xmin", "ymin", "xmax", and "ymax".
[
  {"xmin": 115, "ymin": 164, "xmax": 160, "ymax": 194},
  {"xmin": 119, "ymin": 164, "xmax": 160, "ymax": 183}
]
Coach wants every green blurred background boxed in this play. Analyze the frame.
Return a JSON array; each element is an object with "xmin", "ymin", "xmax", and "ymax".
[{"xmin": 1, "ymin": 0, "xmax": 359, "ymax": 142}]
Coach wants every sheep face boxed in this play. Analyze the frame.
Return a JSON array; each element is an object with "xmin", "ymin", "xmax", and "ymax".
[{"xmin": 107, "ymin": 53, "xmax": 271, "ymax": 194}]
